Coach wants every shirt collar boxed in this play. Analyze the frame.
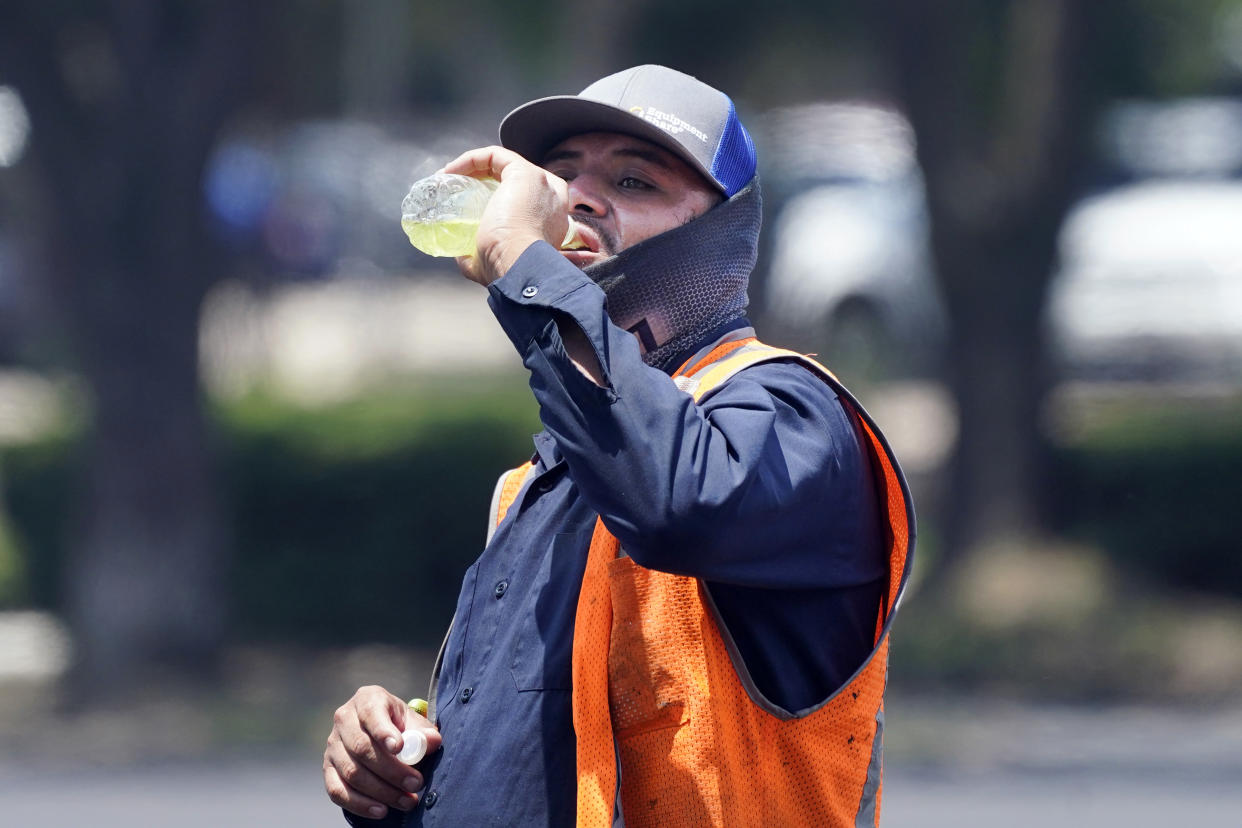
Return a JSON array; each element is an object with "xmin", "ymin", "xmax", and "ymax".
[{"xmin": 532, "ymin": 429, "xmax": 561, "ymax": 470}]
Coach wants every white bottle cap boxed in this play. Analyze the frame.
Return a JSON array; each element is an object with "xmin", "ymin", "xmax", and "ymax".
[{"xmin": 396, "ymin": 727, "xmax": 428, "ymax": 765}]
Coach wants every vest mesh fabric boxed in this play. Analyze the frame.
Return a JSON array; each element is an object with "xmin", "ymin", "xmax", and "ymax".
[
  {"xmin": 494, "ymin": 461, "xmax": 535, "ymax": 528},
  {"xmin": 577, "ymin": 342, "xmax": 910, "ymax": 827},
  {"xmin": 572, "ymin": 523, "xmax": 621, "ymax": 827},
  {"xmin": 585, "ymin": 538, "xmax": 892, "ymax": 826}
]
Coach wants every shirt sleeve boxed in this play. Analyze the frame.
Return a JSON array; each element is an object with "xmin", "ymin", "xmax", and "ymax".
[{"xmin": 487, "ymin": 241, "xmax": 885, "ymax": 590}]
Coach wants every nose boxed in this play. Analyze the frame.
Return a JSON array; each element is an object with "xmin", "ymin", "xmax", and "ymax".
[{"xmin": 566, "ymin": 174, "xmax": 608, "ymax": 217}]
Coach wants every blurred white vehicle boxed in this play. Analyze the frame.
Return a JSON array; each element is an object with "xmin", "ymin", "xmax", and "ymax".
[
  {"xmin": 761, "ymin": 101, "xmax": 1242, "ymax": 384},
  {"xmin": 760, "ymin": 103, "xmax": 944, "ymax": 378},
  {"xmin": 1048, "ymin": 179, "xmax": 1242, "ymax": 382},
  {"xmin": 763, "ymin": 172, "xmax": 944, "ymax": 377}
]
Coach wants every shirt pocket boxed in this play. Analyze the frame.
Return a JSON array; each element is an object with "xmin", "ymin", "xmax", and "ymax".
[{"xmin": 509, "ymin": 530, "xmax": 589, "ymax": 692}]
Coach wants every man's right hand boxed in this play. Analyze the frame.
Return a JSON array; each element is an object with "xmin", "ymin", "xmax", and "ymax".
[
  {"xmin": 323, "ymin": 685, "xmax": 442, "ymax": 820},
  {"xmin": 441, "ymin": 145, "xmax": 572, "ymax": 286}
]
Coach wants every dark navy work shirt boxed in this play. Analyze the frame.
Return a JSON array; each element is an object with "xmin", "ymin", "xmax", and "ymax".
[{"xmin": 345, "ymin": 242, "xmax": 885, "ymax": 827}]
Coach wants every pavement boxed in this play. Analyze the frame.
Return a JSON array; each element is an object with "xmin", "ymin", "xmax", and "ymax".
[
  {"xmin": 2, "ymin": 753, "xmax": 1239, "ymax": 827},
  {"xmin": 2, "ymin": 697, "xmax": 1241, "ymax": 827},
  {"xmin": 881, "ymin": 696, "xmax": 1242, "ymax": 827},
  {"xmin": 4, "ymin": 617, "xmax": 1241, "ymax": 826}
]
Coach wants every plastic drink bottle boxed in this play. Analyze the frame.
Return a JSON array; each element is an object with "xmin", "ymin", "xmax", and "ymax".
[
  {"xmin": 400, "ymin": 172, "xmax": 583, "ymax": 257},
  {"xmin": 401, "ymin": 174, "xmax": 498, "ymax": 257}
]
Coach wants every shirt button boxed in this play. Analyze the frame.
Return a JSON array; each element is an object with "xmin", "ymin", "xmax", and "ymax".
[
  {"xmin": 460, "ymin": 686, "xmax": 473, "ymax": 704},
  {"xmin": 423, "ymin": 790, "xmax": 439, "ymax": 809},
  {"xmin": 521, "ymin": 285, "xmax": 538, "ymax": 298},
  {"xmin": 493, "ymin": 579, "xmax": 509, "ymax": 599}
]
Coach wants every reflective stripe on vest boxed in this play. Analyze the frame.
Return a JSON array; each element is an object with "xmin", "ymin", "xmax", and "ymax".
[
  {"xmin": 487, "ymin": 461, "xmax": 536, "ymax": 544},
  {"xmin": 491, "ymin": 340, "xmax": 915, "ymax": 827}
]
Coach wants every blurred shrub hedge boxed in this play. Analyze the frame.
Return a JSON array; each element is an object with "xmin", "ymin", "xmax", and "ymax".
[
  {"xmin": 0, "ymin": 378, "xmax": 541, "ymax": 649},
  {"xmin": 3, "ymin": 383, "xmax": 1239, "ymax": 650},
  {"xmin": 1049, "ymin": 392, "xmax": 1242, "ymax": 596}
]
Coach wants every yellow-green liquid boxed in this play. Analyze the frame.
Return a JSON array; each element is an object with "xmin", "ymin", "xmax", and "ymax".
[{"xmin": 402, "ymin": 218, "xmax": 480, "ymax": 257}]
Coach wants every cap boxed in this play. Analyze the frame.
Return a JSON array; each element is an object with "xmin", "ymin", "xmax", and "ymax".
[{"xmin": 499, "ymin": 65, "xmax": 757, "ymax": 197}]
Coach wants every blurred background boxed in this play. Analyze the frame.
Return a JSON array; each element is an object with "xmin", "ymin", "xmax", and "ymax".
[{"xmin": 1, "ymin": 1, "xmax": 1240, "ymax": 825}]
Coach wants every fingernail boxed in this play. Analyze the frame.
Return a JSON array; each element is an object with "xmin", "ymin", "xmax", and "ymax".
[
  {"xmin": 403, "ymin": 775, "xmax": 421, "ymax": 793},
  {"xmin": 368, "ymin": 805, "xmax": 386, "ymax": 818},
  {"xmin": 384, "ymin": 736, "xmax": 400, "ymax": 752},
  {"xmin": 397, "ymin": 796, "xmax": 416, "ymax": 811}
]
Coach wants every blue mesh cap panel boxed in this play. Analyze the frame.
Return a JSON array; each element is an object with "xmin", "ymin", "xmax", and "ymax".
[{"xmin": 710, "ymin": 102, "xmax": 758, "ymax": 197}]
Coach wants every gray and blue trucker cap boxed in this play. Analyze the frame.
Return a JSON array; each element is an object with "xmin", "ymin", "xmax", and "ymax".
[{"xmin": 499, "ymin": 65, "xmax": 757, "ymax": 197}]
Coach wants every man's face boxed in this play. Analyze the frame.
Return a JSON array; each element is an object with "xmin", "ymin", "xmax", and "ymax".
[{"xmin": 540, "ymin": 132, "xmax": 722, "ymax": 268}]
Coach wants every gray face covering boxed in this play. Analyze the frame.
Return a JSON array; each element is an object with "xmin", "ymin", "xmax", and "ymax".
[{"xmin": 581, "ymin": 178, "xmax": 762, "ymax": 372}]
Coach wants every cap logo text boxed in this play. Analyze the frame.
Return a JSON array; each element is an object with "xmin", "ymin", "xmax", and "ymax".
[{"xmin": 629, "ymin": 105, "xmax": 709, "ymax": 144}]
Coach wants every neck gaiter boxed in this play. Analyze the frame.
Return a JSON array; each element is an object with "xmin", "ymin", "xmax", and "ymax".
[{"xmin": 582, "ymin": 178, "xmax": 762, "ymax": 373}]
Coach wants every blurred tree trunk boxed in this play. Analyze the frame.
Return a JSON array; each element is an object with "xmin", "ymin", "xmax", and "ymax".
[
  {"xmin": 342, "ymin": 0, "xmax": 413, "ymax": 118},
  {"xmin": 0, "ymin": 2, "xmax": 265, "ymax": 697},
  {"xmin": 874, "ymin": 0, "xmax": 1101, "ymax": 570}
]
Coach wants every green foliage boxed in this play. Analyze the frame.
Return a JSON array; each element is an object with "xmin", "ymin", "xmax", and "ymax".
[
  {"xmin": 1087, "ymin": 0, "xmax": 1242, "ymax": 98},
  {"xmin": 0, "ymin": 513, "xmax": 26, "ymax": 605},
  {"xmin": 218, "ymin": 381, "xmax": 540, "ymax": 647},
  {"xmin": 0, "ymin": 378, "xmax": 542, "ymax": 648},
  {"xmin": 0, "ymin": 434, "xmax": 78, "ymax": 611},
  {"xmin": 1049, "ymin": 392, "xmax": 1242, "ymax": 595},
  {"xmin": 3, "ymin": 381, "xmax": 1239, "ymax": 657}
]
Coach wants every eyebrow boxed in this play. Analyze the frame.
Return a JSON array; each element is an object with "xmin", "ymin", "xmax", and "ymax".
[{"xmin": 542, "ymin": 145, "xmax": 674, "ymax": 170}]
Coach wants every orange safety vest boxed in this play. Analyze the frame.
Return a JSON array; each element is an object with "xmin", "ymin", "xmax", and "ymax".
[{"xmin": 488, "ymin": 338, "xmax": 914, "ymax": 828}]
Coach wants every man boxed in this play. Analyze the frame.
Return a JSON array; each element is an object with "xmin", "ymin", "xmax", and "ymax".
[{"xmin": 324, "ymin": 65, "xmax": 914, "ymax": 827}]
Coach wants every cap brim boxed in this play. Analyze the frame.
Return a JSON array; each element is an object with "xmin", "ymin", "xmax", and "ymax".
[{"xmin": 499, "ymin": 96, "xmax": 723, "ymax": 194}]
